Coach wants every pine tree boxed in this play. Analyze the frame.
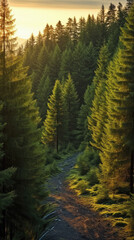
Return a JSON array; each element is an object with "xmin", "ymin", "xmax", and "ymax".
[
  {"xmin": 37, "ymin": 65, "xmax": 52, "ymax": 123},
  {"xmin": 0, "ymin": 103, "xmax": 16, "ymax": 238},
  {"xmin": 55, "ymin": 20, "xmax": 69, "ymax": 51},
  {"xmin": 42, "ymin": 80, "xmax": 63, "ymax": 152},
  {"xmin": 77, "ymin": 84, "xmax": 94, "ymax": 148},
  {"xmin": 59, "ymin": 47, "xmax": 73, "ymax": 81},
  {"xmin": 0, "ymin": 0, "xmax": 49, "ymax": 238},
  {"xmin": 63, "ymin": 74, "xmax": 79, "ymax": 144},
  {"xmin": 32, "ymin": 44, "xmax": 49, "ymax": 97},
  {"xmin": 106, "ymin": 3, "xmax": 116, "ymax": 27},
  {"xmin": 88, "ymin": 45, "xmax": 110, "ymax": 150},
  {"xmin": 72, "ymin": 41, "xmax": 96, "ymax": 102},
  {"xmin": 49, "ymin": 44, "xmax": 61, "ymax": 86},
  {"xmin": 99, "ymin": 4, "xmax": 134, "ymax": 193},
  {"xmin": 23, "ymin": 33, "xmax": 35, "ymax": 74},
  {"xmin": 72, "ymin": 17, "xmax": 78, "ymax": 45}
]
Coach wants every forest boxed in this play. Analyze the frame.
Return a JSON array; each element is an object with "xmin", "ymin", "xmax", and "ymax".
[{"xmin": 0, "ymin": 0, "xmax": 134, "ymax": 239}]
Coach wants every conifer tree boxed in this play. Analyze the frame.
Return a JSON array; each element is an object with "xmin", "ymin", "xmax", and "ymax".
[
  {"xmin": 59, "ymin": 47, "xmax": 73, "ymax": 81},
  {"xmin": 0, "ymin": 103, "xmax": 16, "ymax": 238},
  {"xmin": 32, "ymin": 44, "xmax": 49, "ymax": 97},
  {"xmin": 77, "ymin": 84, "xmax": 94, "ymax": 148},
  {"xmin": 55, "ymin": 20, "xmax": 69, "ymax": 51},
  {"xmin": 23, "ymin": 33, "xmax": 35, "ymax": 74},
  {"xmin": 72, "ymin": 17, "xmax": 79, "ymax": 45},
  {"xmin": 0, "ymin": 0, "xmax": 48, "ymax": 238},
  {"xmin": 37, "ymin": 65, "xmax": 52, "ymax": 122},
  {"xmin": 72, "ymin": 41, "xmax": 96, "ymax": 102},
  {"xmin": 49, "ymin": 44, "xmax": 61, "ymax": 86},
  {"xmin": 63, "ymin": 74, "xmax": 79, "ymax": 144},
  {"xmin": 88, "ymin": 45, "xmax": 110, "ymax": 150},
  {"xmin": 42, "ymin": 80, "xmax": 63, "ymax": 152},
  {"xmin": 43, "ymin": 24, "xmax": 55, "ymax": 50},
  {"xmin": 99, "ymin": 5, "xmax": 134, "ymax": 193}
]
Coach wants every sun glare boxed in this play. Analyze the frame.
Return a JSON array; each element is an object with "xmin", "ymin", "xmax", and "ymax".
[{"xmin": 11, "ymin": 6, "xmax": 99, "ymax": 39}]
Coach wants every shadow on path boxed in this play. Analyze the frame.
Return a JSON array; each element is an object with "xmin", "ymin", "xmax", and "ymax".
[{"xmin": 42, "ymin": 154, "xmax": 124, "ymax": 240}]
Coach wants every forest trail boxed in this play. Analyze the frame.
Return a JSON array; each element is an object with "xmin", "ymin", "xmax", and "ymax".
[{"xmin": 41, "ymin": 154, "xmax": 124, "ymax": 240}]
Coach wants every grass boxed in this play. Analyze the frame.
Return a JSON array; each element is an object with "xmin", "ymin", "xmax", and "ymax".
[{"xmin": 67, "ymin": 167, "xmax": 133, "ymax": 239}]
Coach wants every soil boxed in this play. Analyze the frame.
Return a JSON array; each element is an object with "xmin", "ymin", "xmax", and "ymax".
[{"xmin": 40, "ymin": 154, "xmax": 125, "ymax": 240}]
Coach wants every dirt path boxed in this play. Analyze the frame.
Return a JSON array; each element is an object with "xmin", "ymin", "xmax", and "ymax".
[{"xmin": 40, "ymin": 154, "xmax": 124, "ymax": 240}]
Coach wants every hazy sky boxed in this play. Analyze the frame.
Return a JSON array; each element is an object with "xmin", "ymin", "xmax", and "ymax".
[
  {"xmin": 8, "ymin": 0, "xmax": 126, "ymax": 39},
  {"xmin": 10, "ymin": 0, "xmax": 126, "ymax": 8}
]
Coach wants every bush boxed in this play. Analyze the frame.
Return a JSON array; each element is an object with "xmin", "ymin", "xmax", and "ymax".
[
  {"xmin": 77, "ymin": 147, "xmax": 100, "ymax": 175},
  {"xmin": 96, "ymin": 185, "xmax": 109, "ymax": 203},
  {"xmin": 87, "ymin": 167, "xmax": 99, "ymax": 186},
  {"xmin": 76, "ymin": 180, "xmax": 88, "ymax": 194}
]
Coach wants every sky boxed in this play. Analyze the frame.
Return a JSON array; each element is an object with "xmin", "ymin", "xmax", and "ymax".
[{"xmin": 9, "ymin": 0, "xmax": 126, "ymax": 39}]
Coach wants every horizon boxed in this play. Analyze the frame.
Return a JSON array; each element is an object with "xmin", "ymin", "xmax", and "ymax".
[{"xmin": 9, "ymin": 0, "xmax": 126, "ymax": 39}]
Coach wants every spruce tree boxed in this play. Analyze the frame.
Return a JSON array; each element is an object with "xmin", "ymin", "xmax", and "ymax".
[
  {"xmin": 32, "ymin": 44, "xmax": 49, "ymax": 97},
  {"xmin": 42, "ymin": 80, "xmax": 63, "ymax": 152},
  {"xmin": 49, "ymin": 44, "xmax": 61, "ymax": 86},
  {"xmin": 59, "ymin": 47, "xmax": 73, "ymax": 81},
  {"xmin": 63, "ymin": 74, "xmax": 79, "ymax": 145},
  {"xmin": 0, "ymin": 0, "xmax": 49, "ymax": 238},
  {"xmin": 37, "ymin": 65, "xmax": 52, "ymax": 122},
  {"xmin": 99, "ymin": 4, "xmax": 134, "ymax": 193},
  {"xmin": 88, "ymin": 45, "xmax": 110, "ymax": 150},
  {"xmin": 72, "ymin": 41, "xmax": 96, "ymax": 102},
  {"xmin": 0, "ymin": 103, "xmax": 16, "ymax": 238},
  {"xmin": 77, "ymin": 84, "xmax": 94, "ymax": 148}
]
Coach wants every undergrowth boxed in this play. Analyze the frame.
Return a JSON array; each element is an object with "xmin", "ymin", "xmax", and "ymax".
[{"xmin": 67, "ymin": 148, "xmax": 134, "ymax": 239}]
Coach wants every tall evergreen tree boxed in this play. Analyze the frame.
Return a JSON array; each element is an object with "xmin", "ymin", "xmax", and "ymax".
[
  {"xmin": 72, "ymin": 41, "xmax": 96, "ymax": 102},
  {"xmin": 49, "ymin": 44, "xmax": 61, "ymax": 86},
  {"xmin": 32, "ymin": 44, "xmax": 49, "ymax": 97},
  {"xmin": 42, "ymin": 80, "xmax": 63, "ymax": 152},
  {"xmin": 0, "ymin": 0, "xmax": 48, "ymax": 238},
  {"xmin": 88, "ymin": 45, "xmax": 110, "ymax": 150},
  {"xmin": 77, "ymin": 85, "xmax": 94, "ymax": 148},
  {"xmin": 63, "ymin": 74, "xmax": 79, "ymax": 144},
  {"xmin": 37, "ymin": 65, "xmax": 51, "ymax": 122},
  {"xmin": 0, "ymin": 103, "xmax": 16, "ymax": 238},
  {"xmin": 99, "ymin": 4, "xmax": 134, "ymax": 193},
  {"xmin": 59, "ymin": 47, "xmax": 73, "ymax": 81}
]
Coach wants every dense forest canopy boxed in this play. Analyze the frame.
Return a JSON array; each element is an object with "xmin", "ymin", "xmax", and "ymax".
[{"xmin": 0, "ymin": 0, "xmax": 134, "ymax": 239}]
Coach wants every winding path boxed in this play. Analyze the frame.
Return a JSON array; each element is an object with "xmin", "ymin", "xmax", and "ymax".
[{"xmin": 41, "ymin": 154, "xmax": 124, "ymax": 240}]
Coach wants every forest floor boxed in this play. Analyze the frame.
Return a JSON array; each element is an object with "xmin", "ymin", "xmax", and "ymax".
[{"xmin": 41, "ymin": 154, "xmax": 126, "ymax": 240}]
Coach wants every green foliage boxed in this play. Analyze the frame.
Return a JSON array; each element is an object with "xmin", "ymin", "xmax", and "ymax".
[
  {"xmin": 88, "ymin": 44, "xmax": 110, "ymax": 150},
  {"xmin": 0, "ymin": 1, "xmax": 50, "ymax": 238},
  {"xmin": 37, "ymin": 66, "xmax": 52, "ymax": 122},
  {"xmin": 76, "ymin": 179, "xmax": 88, "ymax": 194},
  {"xmin": 0, "ymin": 104, "xmax": 16, "ymax": 224},
  {"xmin": 59, "ymin": 47, "xmax": 73, "ymax": 81},
  {"xmin": 77, "ymin": 148, "xmax": 99, "ymax": 176},
  {"xmin": 42, "ymin": 80, "xmax": 64, "ymax": 152},
  {"xmin": 99, "ymin": 4, "xmax": 134, "ymax": 193},
  {"xmin": 87, "ymin": 167, "xmax": 99, "ymax": 186},
  {"xmin": 63, "ymin": 74, "xmax": 79, "ymax": 145},
  {"xmin": 72, "ymin": 41, "xmax": 97, "ymax": 102},
  {"xmin": 32, "ymin": 45, "xmax": 49, "ymax": 97},
  {"xmin": 129, "ymin": 194, "xmax": 134, "ymax": 232},
  {"xmin": 77, "ymin": 84, "xmax": 94, "ymax": 148},
  {"xmin": 95, "ymin": 185, "xmax": 109, "ymax": 203}
]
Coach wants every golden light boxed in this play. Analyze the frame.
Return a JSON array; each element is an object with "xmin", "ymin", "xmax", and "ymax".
[{"xmin": 11, "ymin": 6, "xmax": 99, "ymax": 39}]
